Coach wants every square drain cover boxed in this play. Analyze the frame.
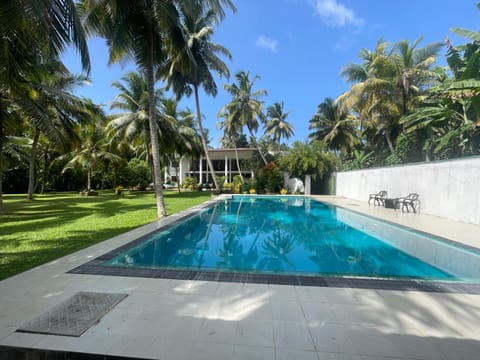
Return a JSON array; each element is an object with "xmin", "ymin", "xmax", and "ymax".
[{"xmin": 17, "ymin": 291, "xmax": 127, "ymax": 337}]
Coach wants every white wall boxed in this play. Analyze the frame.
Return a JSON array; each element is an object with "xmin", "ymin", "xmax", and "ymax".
[{"xmin": 336, "ymin": 157, "xmax": 480, "ymax": 225}]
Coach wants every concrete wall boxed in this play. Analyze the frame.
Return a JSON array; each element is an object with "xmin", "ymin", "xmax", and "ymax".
[{"xmin": 336, "ymin": 157, "xmax": 480, "ymax": 225}]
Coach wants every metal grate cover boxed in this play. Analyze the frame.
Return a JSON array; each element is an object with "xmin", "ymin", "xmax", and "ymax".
[{"xmin": 17, "ymin": 291, "xmax": 127, "ymax": 337}]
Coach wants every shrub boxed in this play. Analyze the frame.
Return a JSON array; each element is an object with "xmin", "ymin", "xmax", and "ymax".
[
  {"xmin": 258, "ymin": 162, "xmax": 284, "ymax": 193},
  {"xmin": 223, "ymin": 182, "xmax": 234, "ymax": 193},
  {"xmin": 182, "ymin": 177, "xmax": 197, "ymax": 189},
  {"xmin": 233, "ymin": 175, "xmax": 242, "ymax": 185},
  {"xmin": 119, "ymin": 158, "xmax": 151, "ymax": 190},
  {"xmin": 280, "ymin": 188, "xmax": 288, "ymax": 195}
]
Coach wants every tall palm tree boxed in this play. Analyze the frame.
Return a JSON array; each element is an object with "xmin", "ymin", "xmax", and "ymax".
[
  {"xmin": 338, "ymin": 40, "xmax": 399, "ymax": 154},
  {"xmin": 220, "ymin": 71, "xmax": 268, "ymax": 164},
  {"xmin": 159, "ymin": 99, "xmax": 203, "ymax": 188},
  {"xmin": 265, "ymin": 102, "xmax": 295, "ymax": 149},
  {"xmin": 23, "ymin": 62, "xmax": 97, "ymax": 200},
  {"xmin": 80, "ymin": 0, "xmax": 181, "ymax": 217},
  {"xmin": 217, "ymin": 113, "xmax": 245, "ymax": 182},
  {"xmin": 163, "ymin": 0, "xmax": 235, "ymax": 190},
  {"xmin": 338, "ymin": 38, "xmax": 443, "ymax": 155},
  {"xmin": 107, "ymin": 71, "xmax": 165, "ymax": 176},
  {"xmin": 392, "ymin": 37, "xmax": 444, "ymax": 115},
  {"xmin": 0, "ymin": 0, "xmax": 90, "ymax": 208},
  {"xmin": 309, "ymin": 98, "xmax": 358, "ymax": 155},
  {"xmin": 60, "ymin": 116, "xmax": 123, "ymax": 190}
]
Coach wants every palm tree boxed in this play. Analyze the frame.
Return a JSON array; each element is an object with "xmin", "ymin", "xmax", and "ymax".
[
  {"xmin": 107, "ymin": 71, "xmax": 165, "ymax": 176},
  {"xmin": 338, "ymin": 38, "xmax": 443, "ymax": 155},
  {"xmin": 338, "ymin": 40, "xmax": 399, "ymax": 154},
  {"xmin": 0, "ymin": 0, "xmax": 90, "ymax": 207},
  {"xmin": 80, "ymin": 0, "xmax": 184, "ymax": 217},
  {"xmin": 392, "ymin": 37, "xmax": 444, "ymax": 115},
  {"xmin": 22, "ymin": 61, "xmax": 97, "ymax": 200},
  {"xmin": 220, "ymin": 71, "xmax": 268, "ymax": 164},
  {"xmin": 60, "ymin": 116, "xmax": 123, "ymax": 190},
  {"xmin": 159, "ymin": 99, "xmax": 203, "ymax": 189},
  {"xmin": 309, "ymin": 98, "xmax": 358, "ymax": 155},
  {"xmin": 265, "ymin": 102, "xmax": 295, "ymax": 149},
  {"xmin": 163, "ymin": 0, "xmax": 235, "ymax": 190},
  {"xmin": 217, "ymin": 113, "xmax": 245, "ymax": 182}
]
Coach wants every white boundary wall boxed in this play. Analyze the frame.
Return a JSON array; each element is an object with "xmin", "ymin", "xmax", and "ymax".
[{"xmin": 336, "ymin": 156, "xmax": 480, "ymax": 225}]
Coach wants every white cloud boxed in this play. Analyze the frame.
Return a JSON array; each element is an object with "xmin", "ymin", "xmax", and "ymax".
[
  {"xmin": 256, "ymin": 35, "xmax": 279, "ymax": 53},
  {"xmin": 310, "ymin": 0, "xmax": 364, "ymax": 27}
]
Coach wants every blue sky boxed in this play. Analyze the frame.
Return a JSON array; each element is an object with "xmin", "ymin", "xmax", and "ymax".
[{"xmin": 63, "ymin": 0, "xmax": 480, "ymax": 147}]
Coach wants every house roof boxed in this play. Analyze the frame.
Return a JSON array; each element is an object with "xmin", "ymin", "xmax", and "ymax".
[{"xmin": 206, "ymin": 148, "xmax": 257, "ymax": 160}]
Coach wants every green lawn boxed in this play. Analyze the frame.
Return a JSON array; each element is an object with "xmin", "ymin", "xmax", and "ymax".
[{"xmin": 0, "ymin": 190, "xmax": 212, "ymax": 280}]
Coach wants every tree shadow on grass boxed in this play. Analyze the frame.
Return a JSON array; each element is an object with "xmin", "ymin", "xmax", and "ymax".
[
  {"xmin": 0, "ymin": 225, "xmax": 152, "ymax": 281},
  {"xmin": 0, "ymin": 191, "xmax": 212, "ymax": 280}
]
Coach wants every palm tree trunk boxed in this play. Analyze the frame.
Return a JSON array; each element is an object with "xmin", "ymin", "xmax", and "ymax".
[
  {"xmin": 194, "ymin": 85, "xmax": 218, "ymax": 190},
  {"xmin": 27, "ymin": 127, "xmax": 40, "ymax": 200},
  {"xmin": 40, "ymin": 144, "xmax": 49, "ymax": 194},
  {"xmin": 248, "ymin": 128, "xmax": 268, "ymax": 165},
  {"xmin": 233, "ymin": 142, "xmax": 243, "ymax": 182},
  {"xmin": 87, "ymin": 166, "xmax": 92, "ymax": 190},
  {"xmin": 147, "ymin": 31, "xmax": 166, "ymax": 218},
  {"xmin": 385, "ymin": 127, "xmax": 395, "ymax": 154}
]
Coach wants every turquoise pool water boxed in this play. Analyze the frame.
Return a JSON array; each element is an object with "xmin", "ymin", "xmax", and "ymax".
[{"xmin": 105, "ymin": 196, "xmax": 480, "ymax": 281}]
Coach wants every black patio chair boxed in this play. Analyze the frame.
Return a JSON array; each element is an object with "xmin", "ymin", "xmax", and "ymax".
[
  {"xmin": 396, "ymin": 193, "xmax": 420, "ymax": 213},
  {"xmin": 368, "ymin": 190, "xmax": 387, "ymax": 206}
]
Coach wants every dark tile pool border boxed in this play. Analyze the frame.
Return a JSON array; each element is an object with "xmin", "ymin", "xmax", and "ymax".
[
  {"xmin": 67, "ymin": 195, "xmax": 480, "ymax": 294},
  {"xmin": 0, "ymin": 345, "xmax": 150, "ymax": 360},
  {"xmin": 69, "ymin": 260, "xmax": 480, "ymax": 294}
]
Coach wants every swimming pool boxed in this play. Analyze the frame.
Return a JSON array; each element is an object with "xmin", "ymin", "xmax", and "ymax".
[{"xmin": 99, "ymin": 196, "xmax": 480, "ymax": 283}]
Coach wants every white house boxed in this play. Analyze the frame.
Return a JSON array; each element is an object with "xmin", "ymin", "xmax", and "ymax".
[{"xmin": 165, "ymin": 148, "xmax": 258, "ymax": 185}]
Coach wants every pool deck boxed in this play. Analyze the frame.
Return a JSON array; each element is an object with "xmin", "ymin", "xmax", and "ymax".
[{"xmin": 1, "ymin": 195, "xmax": 480, "ymax": 359}]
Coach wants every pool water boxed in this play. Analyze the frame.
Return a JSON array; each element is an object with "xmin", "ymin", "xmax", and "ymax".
[{"xmin": 105, "ymin": 196, "xmax": 480, "ymax": 281}]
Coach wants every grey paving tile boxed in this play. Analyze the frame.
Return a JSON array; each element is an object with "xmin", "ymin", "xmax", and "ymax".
[
  {"xmin": 235, "ymin": 319, "xmax": 274, "ymax": 347},
  {"xmin": 272, "ymin": 300, "xmax": 306, "ymax": 322},
  {"xmin": 233, "ymin": 344, "xmax": 275, "ymax": 360},
  {"xmin": 273, "ymin": 320, "xmax": 315, "ymax": 351},
  {"xmin": 307, "ymin": 323, "xmax": 345, "ymax": 353},
  {"xmin": 275, "ymin": 348, "xmax": 319, "ymax": 360},
  {"xmin": 197, "ymin": 319, "xmax": 236, "ymax": 344},
  {"xmin": 301, "ymin": 301, "xmax": 337, "ymax": 323}
]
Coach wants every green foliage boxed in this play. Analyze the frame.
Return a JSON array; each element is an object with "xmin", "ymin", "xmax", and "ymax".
[
  {"xmin": 385, "ymin": 135, "xmax": 411, "ymax": 165},
  {"xmin": 182, "ymin": 177, "xmax": 198, "ymax": 189},
  {"xmin": 256, "ymin": 162, "xmax": 284, "ymax": 193},
  {"xmin": 342, "ymin": 150, "xmax": 375, "ymax": 170},
  {"xmin": 233, "ymin": 175, "xmax": 242, "ymax": 185},
  {"xmin": 240, "ymin": 179, "xmax": 256, "ymax": 193},
  {"xmin": 279, "ymin": 141, "xmax": 337, "ymax": 180},
  {"xmin": 120, "ymin": 158, "xmax": 151, "ymax": 190}
]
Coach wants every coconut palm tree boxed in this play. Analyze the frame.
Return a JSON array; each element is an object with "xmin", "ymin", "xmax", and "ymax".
[
  {"xmin": 265, "ymin": 102, "xmax": 295, "ymax": 149},
  {"xmin": 23, "ymin": 62, "xmax": 97, "ymax": 200},
  {"xmin": 220, "ymin": 71, "xmax": 268, "ymax": 164},
  {"xmin": 0, "ymin": 0, "xmax": 90, "ymax": 207},
  {"xmin": 217, "ymin": 113, "xmax": 245, "ymax": 182},
  {"xmin": 107, "ymin": 71, "xmax": 165, "ymax": 176},
  {"xmin": 338, "ymin": 38, "xmax": 443, "ymax": 156},
  {"xmin": 159, "ymin": 99, "xmax": 203, "ymax": 189},
  {"xmin": 309, "ymin": 98, "xmax": 358, "ymax": 155},
  {"xmin": 80, "ymin": 0, "xmax": 180, "ymax": 217},
  {"xmin": 60, "ymin": 115, "xmax": 123, "ymax": 191},
  {"xmin": 163, "ymin": 0, "xmax": 235, "ymax": 190},
  {"xmin": 392, "ymin": 37, "xmax": 444, "ymax": 115}
]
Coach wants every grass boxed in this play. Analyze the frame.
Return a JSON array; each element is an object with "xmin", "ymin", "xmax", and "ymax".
[{"xmin": 0, "ymin": 190, "xmax": 212, "ymax": 280}]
